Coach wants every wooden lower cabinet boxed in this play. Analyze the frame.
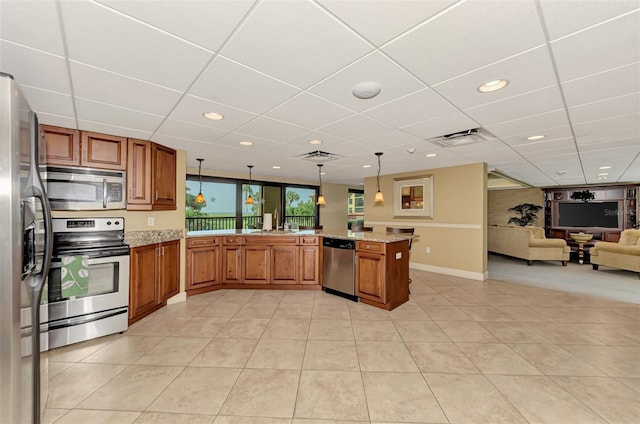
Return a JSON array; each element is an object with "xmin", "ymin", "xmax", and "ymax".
[
  {"xmin": 186, "ymin": 237, "xmax": 220, "ymax": 291},
  {"xmin": 243, "ymin": 245, "xmax": 270, "ymax": 284},
  {"xmin": 271, "ymin": 245, "xmax": 298, "ymax": 284},
  {"xmin": 355, "ymin": 251, "xmax": 385, "ymax": 303},
  {"xmin": 222, "ymin": 237, "xmax": 243, "ymax": 283},
  {"xmin": 299, "ymin": 245, "xmax": 320, "ymax": 284},
  {"xmin": 129, "ymin": 239, "xmax": 180, "ymax": 324}
]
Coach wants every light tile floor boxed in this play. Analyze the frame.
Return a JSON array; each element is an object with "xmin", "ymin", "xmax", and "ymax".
[{"xmin": 44, "ymin": 269, "xmax": 640, "ymax": 423}]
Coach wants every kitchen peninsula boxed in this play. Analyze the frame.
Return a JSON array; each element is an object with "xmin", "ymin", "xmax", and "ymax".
[{"xmin": 186, "ymin": 229, "xmax": 412, "ymax": 311}]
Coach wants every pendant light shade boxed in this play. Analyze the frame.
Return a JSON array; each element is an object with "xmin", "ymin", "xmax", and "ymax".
[
  {"xmin": 374, "ymin": 152, "xmax": 384, "ymax": 203},
  {"xmin": 316, "ymin": 164, "xmax": 326, "ymax": 205},
  {"xmin": 195, "ymin": 158, "xmax": 205, "ymax": 204},
  {"xmin": 245, "ymin": 165, "xmax": 254, "ymax": 205}
]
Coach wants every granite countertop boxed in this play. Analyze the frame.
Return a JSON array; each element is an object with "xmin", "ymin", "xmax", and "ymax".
[
  {"xmin": 125, "ymin": 229, "xmax": 185, "ymax": 247},
  {"xmin": 187, "ymin": 229, "xmax": 416, "ymax": 243}
]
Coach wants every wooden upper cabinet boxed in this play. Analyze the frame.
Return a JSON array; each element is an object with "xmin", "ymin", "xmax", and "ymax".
[
  {"xmin": 81, "ymin": 132, "xmax": 127, "ymax": 170},
  {"xmin": 127, "ymin": 140, "xmax": 176, "ymax": 211},
  {"xmin": 41, "ymin": 125, "xmax": 80, "ymax": 166},
  {"xmin": 152, "ymin": 143, "xmax": 177, "ymax": 209},
  {"xmin": 127, "ymin": 139, "xmax": 152, "ymax": 205}
]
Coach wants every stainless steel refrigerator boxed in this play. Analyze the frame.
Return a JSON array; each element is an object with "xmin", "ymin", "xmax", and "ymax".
[{"xmin": 0, "ymin": 72, "xmax": 53, "ymax": 423}]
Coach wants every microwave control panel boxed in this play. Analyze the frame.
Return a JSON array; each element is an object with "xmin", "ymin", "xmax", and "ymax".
[{"xmin": 107, "ymin": 183, "xmax": 123, "ymax": 202}]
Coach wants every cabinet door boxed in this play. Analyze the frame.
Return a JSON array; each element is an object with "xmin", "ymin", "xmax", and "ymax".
[
  {"xmin": 271, "ymin": 245, "xmax": 298, "ymax": 284},
  {"xmin": 152, "ymin": 144, "xmax": 177, "ymax": 209},
  {"xmin": 355, "ymin": 252, "xmax": 385, "ymax": 303},
  {"xmin": 41, "ymin": 125, "xmax": 80, "ymax": 166},
  {"xmin": 222, "ymin": 245, "xmax": 242, "ymax": 283},
  {"xmin": 129, "ymin": 244, "xmax": 159, "ymax": 319},
  {"xmin": 127, "ymin": 139, "xmax": 151, "ymax": 206},
  {"xmin": 242, "ymin": 245, "xmax": 270, "ymax": 284},
  {"xmin": 186, "ymin": 245, "xmax": 220, "ymax": 290},
  {"xmin": 299, "ymin": 245, "xmax": 320, "ymax": 285},
  {"xmin": 80, "ymin": 131, "xmax": 127, "ymax": 170},
  {"xmin": 159, "ymin": 240, "xmax": 180, "ymax": 301}
]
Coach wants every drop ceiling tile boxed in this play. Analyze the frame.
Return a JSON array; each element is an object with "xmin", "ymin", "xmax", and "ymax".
[
  {"xmin": 573, "ymin": 113, "xmax": 640, "ymax": 137},
  {"xmin": 318, "ymin": 0, "xmax": 456, "ymax": 46},
  {"xmin": 282, "ymin": 131, "xmax": 350, "ymax": 150},
  {"xmin": 620, "ymin": 155, "xmax": 640, "ymax": 181},
  {"xmin": 37, "ymin": 112, "xmax": 77, "ymax": 129},
  {"xmin": 562, "ymin": 62, "xmax": 640, "ymax": 108},
  {"xmin": 539, "ymin": 0, "xmax": 639, "ymax": 40},
  {"xmin": 97, "ymin": 0, "xmax": 254, "ymax": 52},
  {"xmin": 383, "ymin": 0, "xmax": 545, "ymax": 85},
  {"xmin": 363, "ymin": 88, "xmax": 456, "ymax": 128},
  {"xmin": 70, "ymin": 61, "xmax": 182, "ymax": 116},
  {"xmin": 234, "ymin": 116, "xmax": 309, "ymax": 142},
  {"xmin": 75, "ymin": 98, "xmax": 164, "ymax": 133},
  {"xmin": 0, "ymin": 41, "xmax": 70, "ymax": 94},
  {"xmin": 169, "ymin": 95, "xmax": 258, "ymax": 131},
  {"xmin": 213, "ymin": 132, "xmax": 281, "ymax": 152},
  {"xmin": 309, "ymin": 51, "xmax": 425, "ymax": 112},
  {"xmin": 551, "ymin": 11, "xmax": 640, "ymax": 82},
  {"xmin": 465, "ymin": 86, "xmax": 564, "ymax": 126},
  {"xmin": 433, "ymin": 46, "xmax": 557, "ymax": 110},
  {"xmin": 401, "ymin": 111, "xmax": 478, "ymax": 140},
  {"xmin": 512, "ymin": 138, "xmax": 577, "ymax": 158},
  {"xmin": 265, "ymin": 92, "xmax": 355, "ymax": 129},
  {"xmin": 354, "ymin": 130, "xmax": 424, "ymax": 149},
  {"xmin": 60, "ymin": 0, "xmax": 213, "ymax": 90},
  {"xmin": 576, "ymin": 126, "xmax": 640, "ymax": 146},
  {"xmin": 317, "ymin": 114, "xmax": 392, "ymax": 141},
  {"xmin": 0, "ymin": 0, "xmax": 64, "ymax": 55},
  {"xmin": 578, "ymin": 138, "xmax": 640, "ymax": 152},
  {"xmin": 221, "ymin": 0, "xmax": 372, "ymax": 88},
  {"xmin": 500, "ymin": 127, "xmax": 574, "ymax": 147},
  {"xmin": 155, "ymin": 119, "xmax": 227, "ymax": 144},
  {"xmin": 569, "ymin": 93, "xmax": 640, "ymax": 123},
  {"xmin": 77, "ymin": 120, "xmax": 152, "ymax": 140},
  {"xmin": 151, "ymin": 133, "xmax": 212, "ymax": 152},
  {"xmin": 19, "ymin": 85, "xmax": 75, "ymax": 118},
  {"xmin": 190, "ymin": 56, "xmax": 300, "ymax": 114},
  {"xmin": 485, "ymin": 110, "xmax": 570, "ymax": 139}
]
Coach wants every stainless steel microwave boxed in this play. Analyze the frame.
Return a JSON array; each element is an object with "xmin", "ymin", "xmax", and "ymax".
[{"xmin": 43, "ymin": 166, "xmax": 126, "ymax": 210}]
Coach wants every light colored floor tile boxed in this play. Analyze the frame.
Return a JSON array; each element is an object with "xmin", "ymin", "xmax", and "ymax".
[
  {"xmin": 126, "ymin": 317, "xmax": 192, "ymax": 336},
  {"xmin": 135, "ymin": 336, "xmax": 210, "ymax": 366},
  {"xmin": 312, "ymin": 303, "xmax": 350, "ymax": 320},
  {"xmin": 441, "ymin": 293, "xmax": 487, "ymax": 306},
  {"xmin": 47, "ymin": 361, "xmax": 74, "ymax": 379},
  {"xmin": 560, "ymin": 344, "xmax": 640, "ymax": 377},
  {"xmin": 480, "ymin": 294, "xmax": 530, "ymax": 307},
  {"xmin": 148, "ymin": 367, "xmax": 241, "ymax": 415},
  {"xmin": 552, "ymin": 376, "xmax": 640, "ymax": 424},
  {"xmin": 47, "ymin": 335, "xmax": 121, "ymax": 363},
  {"xmin": 293, "ymin": 420, "xmax": 367, "ymax": 424},
  {"xmin": 54, "ymin": 409, "xmax": 140, "ymax": 424},
  {"xmin": 348, "ymin": 302, "xmax": 391, "ymax": 320},
  {"xmin": 314, "ymin": 292, "xmax": 351, "ymax": 305},
  {"xmin": 352, "ymin": 319, "xmax": 401, "ymax": 341},
  {"xmin": 216, "ymin": 318, "xmax": 270, "ymax": 339},
  {"xmin": 216, "ymin": 417, "xmax": 290, "ymax": 424},
  {"xmin": 42, "ymin": 408, "xmax": 69, "ymax": 424},
  {"xmin": 394, "ymin": 320, "xmax": 451, "ymax": 342},
  {"xmin": 153, "ymin": 302, "xmax": 207, "ymax": 319},
  {"xmin": 478, "ymin": 321, "xmax": 551, "ymax": 343},
  {"xmin": 262, "ymin": 318, "xmax": 310, "ymax": 340},
  {"xmin": 411, "ymin": 293, "xmax": 453, "ymax": 307},
  {"xmin": 489, "ymin": 375, "xmax": 607, "ymax": 423},
  {"xmin": 47, "ymin": 363, "xmax": 128, "ymax": 409},
  {"xmin": 189, "ymin": 338, "xmax": 258, "ymax": 368},
  {"xmin": 76, "ymin": 365, "xmax": 183, "ymax": 411},
  {"xmin": 280, "ymin": 290, "xmax": 317, "ymax": 305},
  {"xmin": 246, "ymin": 339, "xmax": 306, "ymax": 370},
  {"xmin": 456, "ymin": 343, "xmax": 542, "ymax": 375},
  {"xmin": 81, "ymin": 336, "xmax": 165, "ymax": 364},
  {"xmin": 406, "ymin": 342, "xmax": 478, "ymax": 374},
  {"xmin": 136, "ymin": 412, "xmax": 215, "ymax": 424},
  {"xmin": 523, "ymin": 322, "xmax": 605, "ymax": 345},
  {"xmin": 272, "ymin": 303, "xmax": 313, "ymax": 320},
  {"xmin": 294, "ymin": 370, "xmax": 368, "ymax": 421},
  {"xmin": 218, "ymin": 290, "xmax": 255, "ymax": 304},
  {"xmin": 457, "ymin": 305, "xmax": 515, "ymax": 322},
  {"xmin": 234, "ymin": 303, "xmax": 278, "ymax": 319},
  {"xmin": 220, "ymin": 369, "xmax": 299, "ymax": 418},
  {"xmin": 362, "ymin": 371, "xmax": 447, "ymax": 422},
  {"xmin": 198, "ymin": 302, "xmax": 244, "ymax": 319},
  {"xmin": 303, "ymin": 340, "xmax": 359, "ymax": 371},
  {"xmin": 308, "ymin": 319, "xmax": 353, "ymax": 340},
  {"xmin": 495, "ymin": 306, "xmax": 552, "ymax": 323},
  {"xmin": 509, "ymin": 344, "xmax": 606, "ymax": 376},
  {"xmin": 423, "ymin": 305, "xmax": 471, "ymax": 321},
  {"xmin": 617, "ymin": 377, "xmax": 640, "ymax": 394},
  {"xmin": 246, "ymin": 290, "xmax": 286, "ymax": 304},
  {"xmin": 435, "ymin": 320, "xmax": 500, "ymax": 342},
  {"xmin": 425, "ymin": 373, "xmax": 528, "ymax": 423},
  {"xmin": 356, "ymin": 341, "xmax": 418, "ymax": 372},
  {"xmin": 388, "ymin": 303, "xmax": 431, "ymax": 320},
  {"xmin": 171, "ymin": 318, "xmax": 227, "ymax": 338},
  {"xmin": 571, "ymin": 322, "xmax": 640, "ymax": 345}
]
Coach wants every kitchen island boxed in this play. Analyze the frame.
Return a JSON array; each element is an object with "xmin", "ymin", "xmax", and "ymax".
[{"xmin": 186, "ymin": 229, "xmax": 412, "ymax": 310}]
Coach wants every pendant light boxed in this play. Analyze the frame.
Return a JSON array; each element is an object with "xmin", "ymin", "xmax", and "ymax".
[
  {"xmin": 374, "ymin": 152, "xmax": 384, "ymax": 203},
  {"xmin": 316, "ymin": 163, "xmax": 326, "ymax": 205},
  {"xmin": 195, "ymin": 158, "xmax": 205, "ymax": 204},
  {"xmin": 245, "ymin": 165, "xmax": 254, "ymax": 205}
]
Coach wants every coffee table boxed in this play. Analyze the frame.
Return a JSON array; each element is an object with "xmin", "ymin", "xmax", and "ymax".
[{"xmin": 567, "ymin": 240, "xmax": 597, "ymax": 264}]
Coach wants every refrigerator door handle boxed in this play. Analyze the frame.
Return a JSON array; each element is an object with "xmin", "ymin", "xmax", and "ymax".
[{"xmin": 31, "ymin": 186, "xmax": 52, "ymax": 287}]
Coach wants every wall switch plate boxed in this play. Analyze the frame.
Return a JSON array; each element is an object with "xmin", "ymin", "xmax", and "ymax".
[
  {"xmin": 147, "ymin": 217, "xmax": 155, "ymax": 226},
  {"xmin": 425, "ymin": 247, "xmax": 431, "ymax": 253},
  {"xmin": 395, "ymin": 252, "xmax": 402, "ymax": 259}
]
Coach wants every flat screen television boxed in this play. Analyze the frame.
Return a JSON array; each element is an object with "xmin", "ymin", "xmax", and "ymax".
[{"xmin": 557, "ymin": 201, "xmax": 621, "ymax": 228}]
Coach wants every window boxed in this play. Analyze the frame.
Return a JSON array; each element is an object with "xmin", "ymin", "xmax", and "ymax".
[
  {"xmin": 285, "ymin": 186, "xmax": 317, "ymax": 227},
  {"xmin": 348, "ymin": 189, "xmax": 364, "ymax": 229},
  {"xmin": 186, "ymin": 180, "xmax": 236, "ymax": 231}
]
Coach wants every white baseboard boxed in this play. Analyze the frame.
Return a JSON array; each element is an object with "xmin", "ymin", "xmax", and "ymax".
[
  {"xmin": 167, "ymin": 291, "xmax": 187, "ymax": 305},
  {"xmin": 410, "ymin": 262, "xmax": 488, "ymax": 281}
]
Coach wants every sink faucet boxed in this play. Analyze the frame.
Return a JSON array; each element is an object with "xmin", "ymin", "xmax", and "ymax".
[{"xmin": 273, "ymin": 208, "xmax": 279, "ymax": 230}]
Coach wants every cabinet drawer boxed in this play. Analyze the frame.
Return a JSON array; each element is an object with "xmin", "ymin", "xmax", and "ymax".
[
  {"xmin": 245, "ymin": 236, "xmax": 297, "ymax": 245},
  {"xmin": 356, "ymin": 240, "xmax": 385, "ymax": 254},
  {"xmin": 187, "ymin": 237, "xmax": 219, "ymax": 248},
  {"xmin": 299, "ymin": 236, "xmax": 319, "ymax": 246},
  {"xmin": 223, "ymin": 236, "xmax": 243, "ymax": 245}
]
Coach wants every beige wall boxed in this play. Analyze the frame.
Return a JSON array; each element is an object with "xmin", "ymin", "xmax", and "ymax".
[
  {"xmin": 488, "ymin": 188, "xmax": 544, "ymax": 226},
  {"xmin": 363, "ymin": 162, "xmax": 488, "ymax": 280}
]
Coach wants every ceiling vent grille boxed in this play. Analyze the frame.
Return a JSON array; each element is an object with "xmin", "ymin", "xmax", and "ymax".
[
  {"xmin": 296, "ymin": 150, "xmax": 343, "ymax": 163},
  {"xmin": 426, "ymin": 127, "xmax": 494, "ymax": 148}
]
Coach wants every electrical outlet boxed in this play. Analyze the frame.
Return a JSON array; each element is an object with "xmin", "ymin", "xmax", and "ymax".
[
  {"xmin": 425, "ymin": 246, "xmax": 431, "ymax": 253},
  {"xmin": 147, "ymin": 217, "xmax": 155, "ymax": 227}
]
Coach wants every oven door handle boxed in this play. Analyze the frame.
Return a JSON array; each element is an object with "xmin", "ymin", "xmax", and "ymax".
[{"xmin": 103, "ymin": 179, "xmax": 108, "ymax": 209}]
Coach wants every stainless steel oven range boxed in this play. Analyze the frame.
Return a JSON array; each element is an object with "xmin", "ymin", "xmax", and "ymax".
[{"xmin": 45, "ymin": 217, "xmax": 129, "ymax": 349}]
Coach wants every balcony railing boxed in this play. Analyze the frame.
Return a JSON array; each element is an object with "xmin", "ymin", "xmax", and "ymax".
[{"xmin": 186, "ymin": 215, "xmax": 317, "ymax": 231}]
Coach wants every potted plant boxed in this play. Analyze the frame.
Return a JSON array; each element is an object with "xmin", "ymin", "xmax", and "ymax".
[
  {"xmin": 570, "ymin": 190, "xmax": 595, "ymax": 202},
  {"xmin": 507, "ymin": 203, "xmax": 543, "ymax": 226}
]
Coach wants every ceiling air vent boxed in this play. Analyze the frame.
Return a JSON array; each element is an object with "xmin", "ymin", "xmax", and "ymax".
[
  {"xmin": 296, "ymin": 150, "xmax": 343, "ymax": 163},
  {"xmin": 426, "ymin": 127, "xmax": 494, "ymax": 148}
]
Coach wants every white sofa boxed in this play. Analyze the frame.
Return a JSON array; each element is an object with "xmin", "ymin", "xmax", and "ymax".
[
  {"xmin": 488, "ymin": 225, "xmax": 570, "ymax": 266},
  {"xmin": 590, "ymin": 229, "xmax": 640, "ymax": 278}
]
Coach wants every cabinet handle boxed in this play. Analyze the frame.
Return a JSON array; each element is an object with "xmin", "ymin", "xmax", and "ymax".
[
  {"xmin": 128, "ymin": 188, "xmax": 132, "ymax": 199},
  {"xmin": 83, "ymin": 149, "xmax": 87, "ymax": 162},
  {"xmin": 155, "ymin": 190, "xmax": 159, "ymax": 201}
]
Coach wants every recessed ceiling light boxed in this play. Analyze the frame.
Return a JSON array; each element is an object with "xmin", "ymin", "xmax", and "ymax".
[
  {"xmin": 407, "ymin": 148, "xmax": 416, "ymax": 154},
  {"xmin": 362, "ymin": 164, "xmax": 372, "ymax": 168},
  {"xmin": 598, "ymin": 172, "xmax": 608, "ymax": 176},
  {"xmin": 309, "ymin": 139, "xmax": 323, "ymax": 145},
  {"xmin": 477, "ymin": 79, "xmax": 509, "ymax": 93},
  {"xmin": 599, "ymin": 166, "xmax": 611, "ymax": 170},
  {"xmin": 598, "ymin": 176, "xmax": 608, "ymax": 180},
  {"xmin": 555, "ymin": 171, "xmax": 567, "ymax": 175},
  {"xmin": 202, "ymin": 112, "xmax": 224, "ymax": 120},
  {"xmin": 239, "ymin": 141, "xmax": 253, "ymax": 146},
  {"xmin": 527, "ymin": 135, "xmax": 545, "ymax": 141},
  {"xmin": 320, "ymin": 172, "xmax": 326, "ymax": 175},
  {"xmin": 359, "ymin": 182, "xmax": 365, "ymax": 186},
  {"xmin": 352, "ymin": 81, "xmax": 382, "ymax": 99},
  {"xmin": 425, "ymin": 153, "xmax": 437, "ymax": 158},
  {"xmin": 272, "ymin": 166, "xmax": 281, "ymax": 169}
]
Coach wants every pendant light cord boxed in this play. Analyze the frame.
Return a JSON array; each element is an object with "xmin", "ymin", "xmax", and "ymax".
[{"xmin": 376, "ymin": 152, "xmax": 382, "ymax": 191}]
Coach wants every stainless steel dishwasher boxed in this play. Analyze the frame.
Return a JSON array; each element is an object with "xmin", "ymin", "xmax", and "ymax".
[{"xmin": 322, "ymin": 237, "xmax": 358, "ymax": 301}]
